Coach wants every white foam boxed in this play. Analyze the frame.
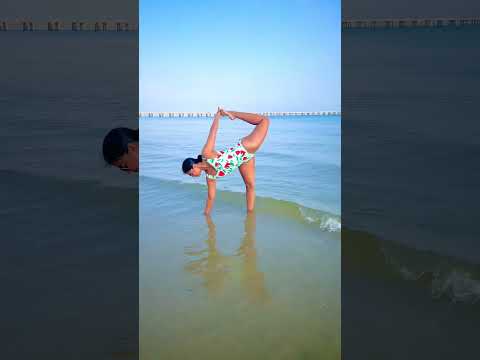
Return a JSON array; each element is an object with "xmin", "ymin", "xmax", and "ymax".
[
  {"xmin": 299, "ymin": 206, "xmax": 341, "ymax": 232},
  {"xmin": 431, "ymin": 270, "xmax": 480, "ymax": 304}
]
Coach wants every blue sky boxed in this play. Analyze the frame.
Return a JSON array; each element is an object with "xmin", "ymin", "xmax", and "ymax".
[{"xmin": 140, "ymin": 0, "xmax": 340, "ymax": 112}]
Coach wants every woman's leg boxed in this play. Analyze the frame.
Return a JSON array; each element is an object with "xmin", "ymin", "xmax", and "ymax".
[
  {"xmin": 226, "ymin": 111, "xmax": 270, "ymax": 153},
  {"xmin": 238, "ymin": 157, "xmax": 256, "ymax": 212}
]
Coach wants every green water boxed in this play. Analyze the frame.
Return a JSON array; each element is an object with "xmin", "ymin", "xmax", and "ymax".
[{"xmin": 140, "ymin": 177, "xmax": 340, "ymax": 359}]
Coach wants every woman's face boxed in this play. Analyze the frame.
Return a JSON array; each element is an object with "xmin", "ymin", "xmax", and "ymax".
[
  {"xmin": 188, "ymin": 166, "xmax": 202, "ymax": 177},
  {"xmin": 113, "ymin": 143, "xmax": 139, "ymax": 173}
]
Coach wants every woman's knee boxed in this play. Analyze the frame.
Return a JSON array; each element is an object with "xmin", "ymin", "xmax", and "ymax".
[
  {"xmin": 260, "ymin": 116, "xmax": 270, "ymax": 129},
  {"xmin": 245, "ymin": 181, "xmax": 255, "ymax": 191}
]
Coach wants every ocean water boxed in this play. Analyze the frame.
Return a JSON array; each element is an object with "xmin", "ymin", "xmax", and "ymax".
[
  {"xmin": 141, "ymin": 115, "xmax": 341, "ymax": 218},
  {"xmin": 140, "ymin": 115, "xmax": 341, "ymax": 359},
  {"xmin": 343, "ymin": 27, "xmax": 480, "ymax": 305},
  {"xmin": 1, "ymin": 32, "xmax": 138, "ymax": 189},
  {"xmin": 1, "ymin": 32, "xmax": 138, "ymax": 357},
  {"xmin": 342, "ymin": 28, "xmax": 480, "ymax": 359}
]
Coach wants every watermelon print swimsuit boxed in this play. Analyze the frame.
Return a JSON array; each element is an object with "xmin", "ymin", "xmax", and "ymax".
[{"xmin": 206, "ymin": 140, "xmax": 254, "ymax": 180}]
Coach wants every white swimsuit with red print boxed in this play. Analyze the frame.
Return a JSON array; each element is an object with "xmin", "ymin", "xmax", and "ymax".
[{"xmin": 206, "ymin": 140, "xmax": 254, "ymax": 180}]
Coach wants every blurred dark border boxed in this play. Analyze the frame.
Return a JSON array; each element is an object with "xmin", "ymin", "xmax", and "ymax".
[
  {"xmin": 1, "ymin": 1, "xmax": 138, "ymax": 359},
  {"xmin": 342, "ymin": 1, "xmax": 480, "ymax": 358}
]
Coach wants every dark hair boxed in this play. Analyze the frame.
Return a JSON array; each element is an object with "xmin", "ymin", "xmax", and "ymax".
[
  {"xmin": 102, "ymin": 127, "xmax": 139, "ymax": 165},
  {"xmin": 182, "ymin": 155, "xmax": 203, "ymax": 173}
]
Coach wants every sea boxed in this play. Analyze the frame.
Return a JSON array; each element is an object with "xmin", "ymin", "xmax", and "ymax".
[
  {"xmin": 1, "ymin": 31, "xmax": 138, "ymax": 358},
  {"xmin": 342, "ymin": 26, "xmax": 480, "ymax": 358},
  {"xmin": 140, "ymin": 115, "xmax": 341, "ymax": 359}
]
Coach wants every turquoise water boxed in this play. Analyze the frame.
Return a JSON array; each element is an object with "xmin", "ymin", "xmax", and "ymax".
[{"xmin": 140, "ymin": 115, "xmax": 341, "ymax": 359}]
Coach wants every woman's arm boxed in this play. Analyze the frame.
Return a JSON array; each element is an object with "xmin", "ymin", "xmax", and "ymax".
[
  {"xmin": 204, "ymin": 177, "xmax": 217, "ymax": 215},
  {"xmin": 202, "ymin": 108, "xmax": 222, "ymax": 158}
]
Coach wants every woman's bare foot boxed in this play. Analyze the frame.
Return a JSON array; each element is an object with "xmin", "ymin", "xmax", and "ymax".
[{"xmin": 224, "ymin": 110, "xmax": 236, "ymax": 120}]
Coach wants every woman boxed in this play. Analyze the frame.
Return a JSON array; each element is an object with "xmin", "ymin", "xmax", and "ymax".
[
  {"xmin": 102, "ymin": 127, "xmax": 139, "ymax": 173},
  {"xmin": 182, "ymin": 108, "xmax": 270, "ymax": 214}
]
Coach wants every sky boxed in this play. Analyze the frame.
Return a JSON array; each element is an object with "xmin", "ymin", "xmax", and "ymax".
[{"xmin": 140, "ymin": 0, "xmax": 340, "ymax": 112}]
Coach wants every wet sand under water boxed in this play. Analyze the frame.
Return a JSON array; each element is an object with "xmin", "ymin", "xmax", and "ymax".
[{"xmin": 140, "ymin": 176, "xmax": 341, "ymax": 360}]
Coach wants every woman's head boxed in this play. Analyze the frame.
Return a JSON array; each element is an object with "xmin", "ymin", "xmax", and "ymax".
[
  {"xmin": 102, "ymin": 127, "xmax": 139, "ymax": 173},
  {"xmin": 182, "ymin": 155, "xmax": 203, "ymax": 177}
]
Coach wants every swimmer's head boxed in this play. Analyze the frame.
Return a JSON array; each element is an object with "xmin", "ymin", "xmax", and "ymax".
[
  {"xmin": 182, "ymin": 155, "xmax": 203, "ymax": 177},
  {"xmin": 102, "ymin": 127, "xmax": 139, "ymax": 173}
]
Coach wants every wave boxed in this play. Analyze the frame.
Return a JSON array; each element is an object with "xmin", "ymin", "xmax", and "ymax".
[
  {"xmin": 140, "ymin": 175, "xmax": 341, "ymax": 232},
  {"xmin": 430, "ymin": 270, "xmax": 480, "ymax": 304},
  {"xmin": 218, "ymin": 188, "xmax": 341, "ymax": 232},
  {"xmin": 343, "ymin": 228, "xmax": 480, "ymax": 304}
]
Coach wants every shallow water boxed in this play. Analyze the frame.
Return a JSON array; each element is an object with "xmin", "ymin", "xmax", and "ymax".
[
  {"xmin": 140, "ymin": 177, "xmax": 340, "ymax": 360},
  {"xmin": 140, "ymin": 116, "xmax": 341, "ymax": 359}
]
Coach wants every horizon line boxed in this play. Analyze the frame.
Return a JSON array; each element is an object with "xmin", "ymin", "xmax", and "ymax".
[{"xmin": 139, "ymin": 111, "xmax": 341, "ymax": 118}]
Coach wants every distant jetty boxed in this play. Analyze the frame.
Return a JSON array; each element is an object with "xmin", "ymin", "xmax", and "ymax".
[
  {"xmin": 342, "ymin": 17, "xmax": 480, "ymax": 29},
  {"xmin": 0, "ymin": 19, "xmax": 137, "ymax": 31},
  {"xmin": 2, "ymin": 17, "xmax": 478, "ymax": 32},
  {"xmin": 139, "ymin": 111, "xmax": 341, "ymax": 118}
]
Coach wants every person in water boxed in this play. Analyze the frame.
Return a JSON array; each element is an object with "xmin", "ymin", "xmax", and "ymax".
[
  {"xmin": 102, "ymin": 127, "xmax": 139, "ymax": 173},
  {"xmin": 182, "ymin": 108, "xmax": 270, "ymax": 215}
]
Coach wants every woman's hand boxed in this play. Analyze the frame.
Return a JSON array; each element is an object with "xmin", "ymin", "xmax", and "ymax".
[{"xmin": 215, "ymin": 107, "xmax": 224, "ymax": 118}]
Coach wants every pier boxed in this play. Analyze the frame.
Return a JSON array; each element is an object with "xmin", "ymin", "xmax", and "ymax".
[
  {"xmin": 342, "ymin": 17, "xmax": 480, "ymax": 29},
  {"xmin": 2, "ymin": 17, "xmax": 479, "ymax": 32},
  {"xmin": 0, "ymin": 19, "xmax": 138, "ymax": 31},
  {"xmin": 139, "ymin": 111, "xmax": 341, "ymax": 118}
]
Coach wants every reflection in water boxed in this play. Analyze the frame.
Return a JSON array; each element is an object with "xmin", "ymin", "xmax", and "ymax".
[
  {"xmin": 236, "ymin": 212, "xmax": 270, "ymax": 304},
  {"xmin": 184, "ymin": 212, "xmax": 270, "ymax": 303},
  {"xmin": 184, "ymin": 216, "xmax": 228, "ymax": 294}
]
